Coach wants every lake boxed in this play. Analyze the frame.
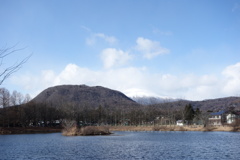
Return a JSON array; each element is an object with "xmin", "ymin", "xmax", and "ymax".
[{"xmin": 0, "ymin": 131, "xmax": 240, "ymax": 160}]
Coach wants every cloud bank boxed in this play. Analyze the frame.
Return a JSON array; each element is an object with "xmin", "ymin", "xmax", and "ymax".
[
  {"xmin": 9, "ymin": 31, "xmax": 239, "ymax": 101},
  {"xmin": 11, "ymin": 62, "xmax": 240, "ymax": 101}
]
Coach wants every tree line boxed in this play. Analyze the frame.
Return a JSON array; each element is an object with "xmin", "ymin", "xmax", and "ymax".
[{"xmin": 0, "ymin": 87, "xmax": 208, "ymax": 128}]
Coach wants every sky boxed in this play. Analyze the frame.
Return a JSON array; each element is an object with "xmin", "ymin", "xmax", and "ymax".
[{"xmin": 0, "ymin": 0, "xmax": 240, "ymax": 101}]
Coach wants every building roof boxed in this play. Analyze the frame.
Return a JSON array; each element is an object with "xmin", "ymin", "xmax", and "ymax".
[{"xmin": 210, "ymin": 110, "xmax": 225, "ymax": 116}]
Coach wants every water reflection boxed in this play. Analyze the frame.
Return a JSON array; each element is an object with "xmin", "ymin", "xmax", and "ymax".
[{"xmin": 0, "ymin": 131, "xmax": 240, "ymax": 160}]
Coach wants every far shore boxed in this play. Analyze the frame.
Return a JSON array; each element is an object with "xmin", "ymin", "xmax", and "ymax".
[
  {"xmin": 0, "ymin": 127, "xmax": 62, "ymax": 135},
  {"xmin": 1, "ymin": 125, "xmax": 240, "ymax": 135},
  {"xmin": 109, "ymin": 125, "xmax": 240, "ymax": 132}
]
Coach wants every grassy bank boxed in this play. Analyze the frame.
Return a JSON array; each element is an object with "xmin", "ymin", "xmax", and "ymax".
[
  {"xmin": 62, "ymin": 126, "xmax": 111, "ymax": 136},
  {"xmin": 0, "ymin": 127, "xmax": 62, "ymax": 135},
  {"xmin": 109, "ymin": 125, "xmax": 240, "ymax": 132}
]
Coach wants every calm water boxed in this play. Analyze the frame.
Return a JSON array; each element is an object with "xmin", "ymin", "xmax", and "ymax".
[{"xmin": 0, "ymin": 131, "xmax": 240, "ymax": 160}]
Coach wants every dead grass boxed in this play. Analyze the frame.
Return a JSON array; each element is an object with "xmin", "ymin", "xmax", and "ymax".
[
  {"xmin": 230, "ymin": 120, "xmax": 240, "ymax": 132},
  {"xmin": 0, "ymin": 127, "xmax": 62, "ymax": 135},
  {"xmin": 202, "ymin": 126, "xmax": 217, "ymax": 132},
  {"xmin": 109, "ymin": 125, "xmax": 238, "ymax": 132},
  {"xmin": 62, "ymin": 126, "xmax": 78, "ymax": 136},
  {"xmin": 110, "ymin": 126, "xmax": 153, "ymax": 131},
  {"xmin": 80, "ymin": 126, "xmax": 111, "ymax": 136},
  {"xmin": 153, "ymin": 126, "xmax": 167, "ymax": 131},
  {"xmin": 62, "ymin": 126, "xmax": 111, "ymax": 136}
]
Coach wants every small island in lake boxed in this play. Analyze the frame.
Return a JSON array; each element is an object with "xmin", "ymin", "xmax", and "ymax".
[{"xmin": 62, "ymin": 120, "xmax": 111, "ymax": 136}]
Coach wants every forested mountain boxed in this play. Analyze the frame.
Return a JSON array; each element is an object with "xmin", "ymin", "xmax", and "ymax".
[
  {"xmin": 191, "ymin": 96, "xmax": 240, "ymax": 111},
  {"xmin": 1, "ymin": 85, "xmax": 240, "ymax": 128},
  {"xmin": 152, "ymin": 97, "xmax": 240, "ymax": 112},
  {"xmin": 32, "ymin": 85, "xmax": 240, "ymax": 112},
  {"xmin": 32, "ymin": 85, "xmax": 138, "ymax": 108}
]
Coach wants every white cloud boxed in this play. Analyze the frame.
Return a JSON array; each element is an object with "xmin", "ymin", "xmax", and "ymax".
[
  {"xmin": 101, "ymin": 48, "xmax": 132, "ymax": 69},
  {"xmin": 10, "ymin": 62, "xmax": 240, "ymax": 101},
  {"xmin": 86, "ymin": 33, "xmax": 117, "ymax": 45},
  {"xmin": 54, "ymin": 64, "xmax": 100, "ymax": 85},
  {"xmin": 81, "ymin": 26, "xmax": 117, "ymax": 45},
  {"xmin": 222, "ymin": 62, "xmax": 240, "ymax": 95},
  {"xmin": 135, "ymin": 37, "xmax": 170, "ymax": 59},
  {"xmin": 124, "ymin": 88, "xmax": 160, "ymax": 97}
]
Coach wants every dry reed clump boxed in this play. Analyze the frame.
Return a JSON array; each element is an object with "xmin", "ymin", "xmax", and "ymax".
[
  {"xmin": 61, "ymin": 120, "xmax": 111, "ymax": 136},
  {"xmin": 80, "ymin": 126, "xmax": 111, "ymax": 136},
  {"xmin": 152, "ymin": 126, "xmax": 175, "ymax": 131},
  {"xmin": 152, "ymin": 126, "xmax": 167, "ymax": 131},
  {"xmin": 202, "ymin": 126, "xmax": 217, "ymax": 132},
  {"xmin": 230, "ymin": 127, "xmax": 240, "ymax": 132},
  {"xmin": 178, "ymin": 127, "xmax": 186, "ymax": 131},
  {"xmin": 168, "ymin": 127, "xmax": 175, "ymax": 131},
  {"xmin": 61, "ymin": 120, "xmax": 78, "ymax": 136},
  {"xmin": 62, "ymin": 126, "xmax": 111, "ymax": 136},
  {"xmin": 109, "ymin": 126, "xmax": 153, "ymax": 131},
  {"xmin": 62, "ymin": 126, "xmax": 78, "ymax": 136},
  {"xmin": 110, "ymin": 125, "xmax": 240, "ymax": 132},
  {"xmin": 230, "ymin": 120, "xmax": 240, "ymax": 132}
]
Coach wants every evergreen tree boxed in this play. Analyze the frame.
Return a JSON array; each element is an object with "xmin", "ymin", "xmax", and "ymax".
[
  {"xmin": 193, "ymin": 108, "xmax": 201, "ymax": 125},
  {"xmin": 183, "ymin": 104, "xmax": 195, "ymax": 124}
]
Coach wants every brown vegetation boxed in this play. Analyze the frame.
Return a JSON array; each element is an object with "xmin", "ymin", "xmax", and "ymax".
[
  {"xmin": 109, "ymin": 125, "xmax": 238, "ymax": 132},
  {"xmin": 230, "ymin": 119, "xmax": 240, "ymax": 132},
  {"xmin": 62, "ymin": 120, "xmax": 111, "ymax": 136},
  {"xmin": 0, "ymin": 127, "xmax": 61, "ymax": 134},
  {"xmin": 62, "ymin": 126, "xmax": 111, "ymax": 136},
  {"xmin": 61, "ymin": 120, "xmax": 78, "ymax": 136},
  {"xmin": 80, "ymin": 126, "xmax": 111, "ymax": 136}
]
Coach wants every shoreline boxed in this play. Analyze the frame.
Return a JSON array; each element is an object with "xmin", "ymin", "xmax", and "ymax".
[
  {"xmin": 109, "ymin": 125, "xmax": 240, "ymax": 132},
  {"xmin": 1, "ymin": 125, "xmax": 240, "ymax": 135},
  {"xmin": 0, "ymin": 127, "xmax": 62, "ymax": 135}
]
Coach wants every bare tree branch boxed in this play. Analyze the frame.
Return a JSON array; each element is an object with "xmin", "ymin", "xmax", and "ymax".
[{"xmin": 0, "ymin": 45, "xmax": 31, "ymax": 85}]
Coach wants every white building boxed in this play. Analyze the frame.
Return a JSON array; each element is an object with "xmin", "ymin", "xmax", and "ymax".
[
  {"xmin": 226, "ymin": 112, "xmax": 240, "ymax": 124},
  {"xmin": 176, "ymin": 120, "xmax": 184, "ymax": 126},
  {"xmin": 209, "ymin": 110, "xmax": 240, "ymax": 126}
]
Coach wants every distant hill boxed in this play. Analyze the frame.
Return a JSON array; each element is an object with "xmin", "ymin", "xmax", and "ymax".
[
  {"xmin": 191, "ymin": 96, "xmax": 240, "ymax": 111},
  {"xmin": 131, "ymin": 96, "xmax": 178, "ymax": 105},
  {"xmin": 152, "ymin": 97, "xmax": 240, "ymax": 112},
  {"xmin": 32, "ymin": 85, "xmax": 138, "ymax": 108},
  {"xmin": 31, "ymin": 85, "xmax": 240, "ymax": 112}
]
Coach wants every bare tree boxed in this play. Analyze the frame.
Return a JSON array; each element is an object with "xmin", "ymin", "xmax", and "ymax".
[
  {"xmin": 23, "ymin": 93, "xmax": 31, "ymax": 103},
  {"xmin": 0, "ymin": 88, "xmax": 10, "ymax": 127},
  {"xmin": 17, "ymin": 91, "xmax": 24, "ymax": 105},
  {"xmin": 10, "ymin": 90, "xmax": 24, "ymax": 106},
  {"xmin": 0, "ymin": 45, "xmax": 31, "ymax": 85},
  {"xmin": 10, "ymin": 90, "xmax": 18, "ymax": 106},
  {"xmin": 0, "ymin": 88, "xmax": 10, "ymax": 108}
]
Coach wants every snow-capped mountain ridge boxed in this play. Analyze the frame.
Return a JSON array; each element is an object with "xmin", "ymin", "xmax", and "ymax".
[{"xmin": 131, "ymin": 95, "xmax": 178, "ymax": 105}]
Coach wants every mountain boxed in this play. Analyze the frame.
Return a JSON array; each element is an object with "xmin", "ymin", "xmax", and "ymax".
[
  {"xmin": 131, "ymin": 96, "xmax": 178, "ymax": 105},
  {"xmin": 31, "ymin": 85, "xmax": 240, "ymax": 112},
  {"xmin": 32, "ymin": 85, "xmax": 138, "ymax": 108},
  {"xmin": 151, "ymin": 96, "xmax": 240, "ymax": 112},
  {"xmin": 191, "ymin": 96, "xmax": 240, "ymax": 111}
]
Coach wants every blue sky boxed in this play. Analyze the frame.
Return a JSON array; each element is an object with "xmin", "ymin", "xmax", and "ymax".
[{"xmin": 0, "ymin": 0, "xmax": 240, "ymax": 100}]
